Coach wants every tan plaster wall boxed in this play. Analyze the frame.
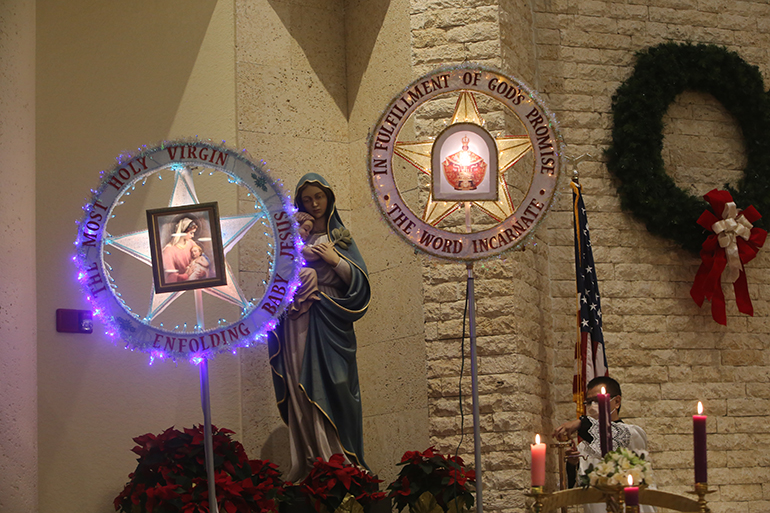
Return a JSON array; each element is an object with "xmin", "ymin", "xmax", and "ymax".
[
  {"xmin": 0, "ymin": 1, "xmax": 37, "ymax": 511},
  {"xmin": 345, "ymin": 0, "xmax": 431, "ymax": 480},
  {"xmin": 35, "ymin": 1, "xmax": 240, "ymax": 511},
  {"xmin": 236, "ymin": 0, "xmax": 429, "ymax": 484}
]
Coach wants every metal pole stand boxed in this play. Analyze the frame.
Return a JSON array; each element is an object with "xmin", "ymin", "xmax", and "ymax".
[
  {"xmin": 196, "ymin": 289, "xmax": 219, "ymax": 513},
  {"xmin": 467, "ymin": 262, "xmax": 483, "ymax": 513},
  {"xmin": 464, "ymin": 202, "xmax": 483, "ymax": 513}
]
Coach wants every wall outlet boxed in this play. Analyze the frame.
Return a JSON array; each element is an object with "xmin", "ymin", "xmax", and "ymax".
[{"xmin": 56, "ymin": 309, "xmax": 93, "ymax": 334}]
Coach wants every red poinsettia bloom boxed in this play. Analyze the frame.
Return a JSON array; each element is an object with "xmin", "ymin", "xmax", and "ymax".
[
  {"xmin": 446, "ymin": 468, "xmax": 467, "ymax": 487},
  {"xmin": 445, "ymin": 454, "xmax": 465, "ymax": 466},
  {"xmin": 388, "ymin": 447, "xmax": 476, "ymax": 513},
  {"xmin": 145, "ymin": 483, "xmax": 182, "ymax": 512},
  {"xmin": 401, "ymin": 446, "xmax": 437, "ymax": 464},
  {"xmin": 401, "ymin": 451, "xmax": 421, "ymax": 463},
  {"xmin": 130, "ymin": 483, "xmax": 147, "ymax": 505},
  {"xmin": 357, "ymin": 490, "xmax": 386, "ymax": 502},
  {"xmin": 299, "ymin": 454, "xmax": 384, "ymax": 513},
  {"xmin": 394, "ymin": 477, "xmax": 411, "ymax": 496},
  {"xmin": 181, "ymin": 502, "xmax": 208, "ymax": 513}
]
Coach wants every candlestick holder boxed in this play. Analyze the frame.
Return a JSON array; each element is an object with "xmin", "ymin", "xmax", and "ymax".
[
  {"xmin": 525, "ymin": 486, "xmax": 546, "ymax": 513},
  {"xmin": 687, "ymin": 482, "xmax": 714, "ymax": 513},
  {"xmin": 624, "ymin": 506, "xmax": 639, "ymax": 513},
  {"xmin": 549, "ymin": 440, "xmax": 573, "ymax": 491},
  {"xmin": 592, "ymin": 485, "xmax": 624, "ymax": 513}
]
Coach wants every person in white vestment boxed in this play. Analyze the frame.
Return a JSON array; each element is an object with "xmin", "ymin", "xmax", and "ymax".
[{"xmin": 554, "ymin": 377, "xmax": 656, "ymax": 513}]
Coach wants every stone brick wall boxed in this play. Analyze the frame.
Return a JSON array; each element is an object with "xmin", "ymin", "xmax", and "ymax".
[
  {"xmin": 413, "ymin": 1, "xmax": 770, "ymax": 512},
  {"xmin": 541, "ymin": 3, "xmax": 770, "ymax": 513}
]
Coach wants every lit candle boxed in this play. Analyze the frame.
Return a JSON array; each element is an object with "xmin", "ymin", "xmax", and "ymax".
[
  {"xmin": 624, "ymin": 474, "xmax": 639, "ymax": 506},
  {"xmin": 531, "ymin": 434, "xmax": 546, "ymax": 487},
  {"xmin": 693, "ymin": 401, "xmax": 707, "ymax": 484},
  {"xmin": 598, "ymin": 386, "xmax": 612, "ymax": 455}
]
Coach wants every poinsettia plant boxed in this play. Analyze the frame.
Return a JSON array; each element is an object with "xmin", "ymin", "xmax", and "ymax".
[
  {"xmin": 297, "ymin": 453, "xmax": 385, "ymax": 513},
  {"xmin": 114, "ymin": 425, "xmax": 285, "ymax": 513},
  {"xmin": 387, "ymin": 447, "xmax": 476, "ymax": 513}
]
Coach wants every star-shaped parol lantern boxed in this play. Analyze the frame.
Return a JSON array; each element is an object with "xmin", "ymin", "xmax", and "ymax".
[
  {"xmin": 394, "ymin": 91, "xmax": 533, "ymax": 225},
  {"xmin": 74, "ymin": 141, "xmax": 302, "ymax": 364},
  {"xmin": 369, "ymin": 66, "xmax": 561, "ymax": 261}
]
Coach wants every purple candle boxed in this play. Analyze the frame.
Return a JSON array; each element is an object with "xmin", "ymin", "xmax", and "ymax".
[
  {"xmin": 694, "ymin": 401, "xmax": 707, "ymax": 483},
  {"xmin": 598, "ymin": 387, "xmax": 611, "ymax": 455},
  {"xmin": 624, "ymin": 475, "xmax": 639, "ymax": 506}
]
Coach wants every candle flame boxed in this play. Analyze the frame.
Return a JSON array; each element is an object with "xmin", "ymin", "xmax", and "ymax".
[
  {"xmin": 535, "ymin": 434, "xmax": 540, "ymax": 444},
  {"xmin": 601, "ymin": 386, "xmax": 606, "ymax": 394},
  {"xmin": 698, "ymin": 401, "xmax": 703, "ymax": 415},
  {"xmin": 627, "ymin": 474, "xmax": 634, "ymax": 486}
]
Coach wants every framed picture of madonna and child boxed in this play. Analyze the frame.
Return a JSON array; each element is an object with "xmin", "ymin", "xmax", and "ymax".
[{"xmin": 146, "ymin": 202, "xmax": 227, "ymax": 294}]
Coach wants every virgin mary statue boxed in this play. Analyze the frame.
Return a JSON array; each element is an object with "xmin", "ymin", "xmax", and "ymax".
[{"xmin": 267, "ymin": 173, "xmax": 371, "ymax": 481}]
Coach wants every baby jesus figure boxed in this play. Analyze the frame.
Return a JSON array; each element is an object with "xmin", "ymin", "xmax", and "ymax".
[
  {"xmin": 184, "ymin": 243, "xmax": 210, "ymax": 281},
  {"xmin": 288, "ymin": 212, "xmax": 321, "ymax": 319}
]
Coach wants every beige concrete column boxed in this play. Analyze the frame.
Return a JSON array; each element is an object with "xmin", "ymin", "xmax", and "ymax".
[
  {"xmin": 235, "ymin": 0, "xmax": 428, "ymax": 483},
  {"xmin": 0, "ymin": 1, "xmax": 38, "ymax": 511},
  {"xmin": 411, "ymin": 0, "xmax": 558, "ymax": 503}
]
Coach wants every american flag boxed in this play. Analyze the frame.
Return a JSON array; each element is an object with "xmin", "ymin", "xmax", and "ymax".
[{"xmin": 571, "ymin": 181, "xmax": 608, "ymax": 417}]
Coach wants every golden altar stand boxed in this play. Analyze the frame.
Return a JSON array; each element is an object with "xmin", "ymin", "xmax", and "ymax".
[
  {"xmin": 528, "ymin": 442, "xmax": 713, "ymax": 512},
  {"xmin": 527, "ymin": 484, "xmax": 712, "ymax": 512}
]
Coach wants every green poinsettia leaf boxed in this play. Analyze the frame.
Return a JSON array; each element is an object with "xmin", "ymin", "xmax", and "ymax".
[
  {"xmin": 334, "ymin": 494, "xmax": 364, "ymax": 513},
  {"xmin": 412, "ymin": 491, "xmax": 443, "ymax": 513},
  {"xmin": 446, "ymin": 496, "xmax": 469, "ymax": 513},
  {"xmin": 419, "ymin": 462, "xmax": 434, "ymax": 475}
]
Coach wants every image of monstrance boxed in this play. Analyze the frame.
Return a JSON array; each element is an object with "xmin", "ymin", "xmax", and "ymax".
[
  {"xmin": 444, "ymin": 136, "xmax": 485, "ymax": 190},
  {"xmin": 432, "ymin": 122, "xmax": 498, "ymax": 202}
]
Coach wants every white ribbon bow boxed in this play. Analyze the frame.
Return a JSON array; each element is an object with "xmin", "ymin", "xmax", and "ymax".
[{"xmin": 711, "ymin": 202, "xmax": 753, "ymax": 283}]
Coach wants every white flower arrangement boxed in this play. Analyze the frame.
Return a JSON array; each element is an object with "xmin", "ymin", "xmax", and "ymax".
[{"xmin": 580, "ymin": 447, "xmax": 654, "ymax": 488}]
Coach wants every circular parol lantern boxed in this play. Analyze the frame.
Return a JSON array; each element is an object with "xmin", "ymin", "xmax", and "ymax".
[
  {"xmin": 74, "ymin": 141, "xmax": 302, "ymax": 363},
  {"xmin": 368, "ymin": 65, "xmax": 562, "ymax": 261}
]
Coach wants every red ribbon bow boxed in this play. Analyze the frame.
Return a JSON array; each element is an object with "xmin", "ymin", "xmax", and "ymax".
[{"xmin": 690, "ymin": 189, "xmax": 766, "ymax": 325}]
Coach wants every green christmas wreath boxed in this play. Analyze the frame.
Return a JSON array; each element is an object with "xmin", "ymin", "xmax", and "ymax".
[{"xmin": 605, "ymin": 42, "xmax": 770, "ymax": 254}]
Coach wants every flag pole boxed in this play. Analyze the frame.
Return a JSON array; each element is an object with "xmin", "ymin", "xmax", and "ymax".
[
  {"xmin": 571, "ymin": 159, "xmax": 584, "ymax": 420},
  {"xmin": 569, "ymin": 152, "xmax": 608, "ymax": 430},
  {"xmin": 567, "ymin": 153, "xmax": 591, "ymax": 419}
]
